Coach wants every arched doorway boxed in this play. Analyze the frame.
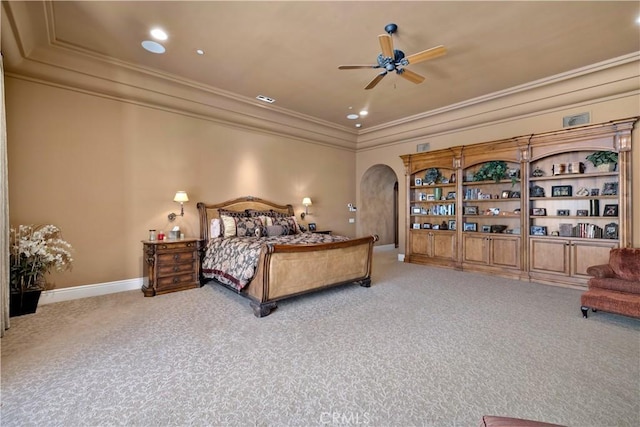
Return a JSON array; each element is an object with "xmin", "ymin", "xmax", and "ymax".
[{"xmin": 360, "ymin": 164, "xmax": 399, "ymax": 247}]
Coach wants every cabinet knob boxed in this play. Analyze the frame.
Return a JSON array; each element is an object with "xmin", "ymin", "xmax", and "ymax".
[
  {"xmin": 174, "ymin": 254, "xmax": 180, "ymax": 260},
  {"xmin": 173, "ymin": 277, "xmax": 180, "ymax": 283},
  {"xmin": 173, "ymin": 266, "xmax": 179, "ymax": 272}
]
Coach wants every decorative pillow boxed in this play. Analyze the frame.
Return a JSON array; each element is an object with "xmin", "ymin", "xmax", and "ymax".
[
  {"xmin": 210, "ymin": 218, "xmax": 221, "ymax": 238},
  {"xmin": 246, "ymin": 209, "xmax": 275, "ymax": 217},
  {"xmin": 236, "ymin": 217, "xmax": 264, "ymax": 237},
  {"xmin": 266, "ymin": 225, "xmax": 286, "ymax": 237},
  {"xmin": 272, "ymin": 216, "xmax": 300, "ymax": 235},
  {"xmin": 220, "ymin": 215, "xmax": 238, "ymax": 238},
  {"xmin": 218, "ymin": 209, "xmax": 247, "ymax": 218}
]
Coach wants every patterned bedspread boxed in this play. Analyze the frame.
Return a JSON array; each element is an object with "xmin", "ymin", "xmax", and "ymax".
[{"xmin": 202, "ymin": 233, "xmax": 349, "ymax": 291}]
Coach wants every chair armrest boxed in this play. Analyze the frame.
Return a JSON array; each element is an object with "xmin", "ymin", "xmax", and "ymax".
[{"xmin": 586, "ymin": 264, "xmax": 616, "ymax": 278}]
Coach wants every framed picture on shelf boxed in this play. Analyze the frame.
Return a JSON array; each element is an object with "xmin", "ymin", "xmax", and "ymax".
[
  {"xmin": 446, "ymin": 192, "xmax": 456, "ymax": 200},
  {"xmin": 308, "ymin": 223, "xmax": 317, "ymax": 231},
  {"xmin": 604, "ymin": 223, "xmax": 619, "ymax": 239},
  {"xmin": 448, "ymin": 220, "xmax": 456, "ymax": 230},
  {"xmin": 414, "ymin": 178, "xmax": 422, "ymax": 186},
  {"xmin": 510, "ymin": 191, "xmax": 521, "ymax": 199},
  {"xmin": 557, "ymin": 209, "xmax": 570, "ymax": 216},
  {"xmin": 463, "ymin": 206, "xmax": 479, "ymax": 215},
  {"xmin": 463, "ymin": 222, "xmax": 477, "ymax": 232},
  {"xmin": 590, "ymin": 188, "xmax": 599, "ymax": 196},
  {"xmin": 422, "ymin": 223, "xmax": 432, "ymax": 229},
  {"xmin": 530, "ymin": 185, "xmax": 545, "ymax": 198},
  {"xmin": 530, "ymin": 225, "xmax": 547, "ymax": 236},
  {"xmin": 426, "ymin": 194, "xmax": 436, "ymax": 201},
  {"xmin": 481, "ymin": 225, "xmax": 491, "ymax": 233},
  {"xmin": 501, "ymin": 190, "xmax": 511, "ymax": 199},
  {"xmin": 551, "ymin": 185, "xmax": 572, "ymax": 197},
  {"xmin": 603, "ymin": 204, "xmax": 618, "ymax": 217},
  {"xmin": 559, "ymin": 223, "xmax": 573, "ymax": 237},
  {"xmin": 576, "ymin": 209, "xmax": 589, "ymax": 216},
  {"xmin": 531, "ymin": 208, "xmax": 547, "ymax": 216},
  {"xmin": 418, "ymin": 193, "xmax": 427, "ymax": 201},
  {"xmin": 432, "ymin": 224, "xmax": 440, "ymax": 230},
  {"xmin": 412, "ymin": 207, "xmax": 422, "ymax": 214},
  {"xmin": 412, "ymin": 223, "xmax": 421, "ymax": 229},
  {"xmin": 601, "ymin": 182, "xmax": 618, "ymax": 196}
]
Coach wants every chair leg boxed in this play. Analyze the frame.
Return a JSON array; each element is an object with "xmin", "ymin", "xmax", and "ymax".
[{"xmin": 581, "ymin": 306, "xmax": 589, "ymax": 318}]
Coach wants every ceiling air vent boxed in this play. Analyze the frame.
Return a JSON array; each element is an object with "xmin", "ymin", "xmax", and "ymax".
[
  {"xmin": 563, "ymin": 112, "xmax": 590, "ymax": 128},
  {"xmin": 256, "ymin": 95, "xmax": 275, "ymax": 104},
  {"xmin": 416, "ymin": 143, "xmax": 430, "ymax": 152}
]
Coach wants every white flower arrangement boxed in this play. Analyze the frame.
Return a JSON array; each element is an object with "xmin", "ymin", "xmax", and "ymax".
[{"xmin": 10, "ymin": 224, "xmax": 74, "ymax": 292}]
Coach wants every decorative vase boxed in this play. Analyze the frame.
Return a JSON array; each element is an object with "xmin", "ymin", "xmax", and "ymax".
[
  {"xmin": 10, "ymin": 290, "xmax": 42, "ymax": 317},
  {"xmin": 596, "ymin": 163, "xmax": 615, "ymax": 172}
]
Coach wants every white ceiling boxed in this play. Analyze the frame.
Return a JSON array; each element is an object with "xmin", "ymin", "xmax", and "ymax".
[{"xmin": 2, "ymin": 1, "xmax": 640, "ymax": 131}]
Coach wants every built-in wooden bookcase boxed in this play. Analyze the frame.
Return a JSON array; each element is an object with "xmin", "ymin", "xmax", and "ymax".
[
  {"xmin": 400, "ymin": 117, "xmax": 637, "ymax": 289},
  {"xmin": 400, "ymin": 147, "xmax": 462, "ymax": 269},
  {"xmin": 459, "ymin": 138, "xmax": 527, "ymax": 278},
  {"xmin": 525, "ymin": 119, "xmax": 634, "ymax": 287}
]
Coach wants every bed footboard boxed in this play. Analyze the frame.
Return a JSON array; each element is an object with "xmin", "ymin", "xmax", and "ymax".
[{"xmin": 246, "ymin": 235, "xmax": 377, "ymax": 317}]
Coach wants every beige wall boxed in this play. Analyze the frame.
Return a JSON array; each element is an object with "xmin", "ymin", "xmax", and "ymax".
[{"xmin": 6, "ymin": 77, "xmax": 357, "ymax": 289}]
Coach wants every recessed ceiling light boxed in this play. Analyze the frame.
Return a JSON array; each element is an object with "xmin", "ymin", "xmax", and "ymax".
[
  {"xmin": 196, "ymin": 49, "xmax": 205, "ymax": 55},
  {"xmin": 346, "ymin": 114, "xmax": 359, "ymax": 120},
  {"xmin": 256, "ymin": 95, "xmax": 275, "ymax": 103},
  {"xmin": 141, "ymin": 40, "xmax": 165, "ymax": 54},
  {"xmin": 150, "ymin": 28, "xmax": 168, "ymax": 41},
  {"xmin": 359, "ymin": 110, "xmax": 368, "ymax": 116},
  {"xmin": 355, "ymin": 123, "xmax": 362, "ymax": 128}
]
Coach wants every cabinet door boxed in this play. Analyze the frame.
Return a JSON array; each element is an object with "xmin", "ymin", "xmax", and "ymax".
[
  {"xmin": 490, "ymin": 236, "xmax": 521, "ymax": 269},
  {"xmin": 571, "ymin": 241, "xmax": 617, "ymax": 278},
  {"xmin": 410, "ymin": 232, "xmax": 430, "ymax": 256},
  {"xmin": 463, "ymin": 234, "xmax": 488, "ymax": 264},
  {"xmin": 432, "ymin": 232, "xmax": 456, "ymax": 260},
  {"xmin": 529, "ymin": 238, "xmax": 569, "ymax": 275}
]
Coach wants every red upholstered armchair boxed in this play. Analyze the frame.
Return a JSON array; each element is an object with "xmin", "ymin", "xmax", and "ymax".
[{"xmin": 581, "ymin": 248, "xmax": 640, "ymax": 319}]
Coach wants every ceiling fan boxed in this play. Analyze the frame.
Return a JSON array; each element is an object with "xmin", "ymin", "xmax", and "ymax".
[{"xmin": 338, "ymin": 23, "xmax": 446, "ymax": 90}]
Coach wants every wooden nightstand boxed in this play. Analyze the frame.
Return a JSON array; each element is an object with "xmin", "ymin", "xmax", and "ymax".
[{"xmin": 142, "ymin": 238, "xmax": 201, "ymax": 297}]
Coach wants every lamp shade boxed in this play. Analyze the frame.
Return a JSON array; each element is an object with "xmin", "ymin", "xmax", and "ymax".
[
  {"xmin": 302, "ymin": 197, "xmax": 312, "ymax": 207},
  {"xmin": 173, "ymin": 191, "xmax": 189, "ymax": 203}
]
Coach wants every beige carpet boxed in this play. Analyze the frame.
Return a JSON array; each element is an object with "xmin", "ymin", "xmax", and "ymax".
[{"xmin": 2, "ymin": 247, "xmax": 639, "ymax": 427}]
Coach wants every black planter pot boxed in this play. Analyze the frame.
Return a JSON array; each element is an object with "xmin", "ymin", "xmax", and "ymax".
[{"xmin": 10, "ymin": 290, "xmax": 42, "ymax": 317}]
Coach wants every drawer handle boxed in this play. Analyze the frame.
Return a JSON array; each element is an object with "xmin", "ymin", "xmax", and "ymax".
[
  {"xmin": 174, "ymin": 254, "xmax": 180, "ymax": 260},
  {"xmin": 173, "ymin": 277, "xmax": 180, "ymax": 283},
  {"xmin": 173, "ymin": 266, "xmax": 180, "ymax": 272}
]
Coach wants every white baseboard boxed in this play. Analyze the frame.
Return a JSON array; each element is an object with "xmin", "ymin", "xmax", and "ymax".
[{"xmin": 39, "ymin": 278, "xmax": 143, "ymax": 305}]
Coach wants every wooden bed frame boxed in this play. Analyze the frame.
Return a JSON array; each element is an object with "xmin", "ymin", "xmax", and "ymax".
[{"xmin": 197, "ymin": 196, "xmax": 377, "ymax": 317}]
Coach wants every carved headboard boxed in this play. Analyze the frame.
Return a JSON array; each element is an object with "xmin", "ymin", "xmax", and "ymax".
[{"xmin": 197, "ymin": 196, "xmax": 295, "ymax": 241}]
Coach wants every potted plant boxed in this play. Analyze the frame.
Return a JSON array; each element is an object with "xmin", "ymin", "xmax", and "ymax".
[
  {"xmin": 585, "ymin": 151, "xmax": 618, "ymax": 172},
  {"xmin": 9, "ymin": 224, "xmax": 73, "ymax": 316},
  {"xmin": 473, "ymin": 161, "xmax": 514, "ymax": 184}
]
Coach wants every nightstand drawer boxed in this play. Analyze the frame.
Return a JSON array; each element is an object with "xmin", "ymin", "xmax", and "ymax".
[
  {"xmin": 157, "ymin": 251, "xmax": 196, "ymax": 264},
  {"xmin": 154, "ymin": 241, "xmax": 198, "ymax": 253},
  {"xmin": 156, "ymin": 272, "xmax": 198, "ymax": 290},
  {"xmin": 157, "ymin": 262, "xmax": 195, "ymax": 277}
]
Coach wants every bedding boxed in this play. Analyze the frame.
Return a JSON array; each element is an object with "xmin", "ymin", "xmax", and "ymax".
[{"xmin": 202, "ymin": 233, "xmax": 349, "ymax": 291}]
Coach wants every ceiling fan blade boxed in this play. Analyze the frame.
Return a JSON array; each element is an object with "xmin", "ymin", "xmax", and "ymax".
[
  {"xmin": 405, "ymin": 45, "xmax": 447, "ymax": 65},
  {"xmin": 378, "ymin": 34, "xmax": 394, "ymax": 58},
  {"xmin": 365, "ymin": 72, "xmax": 387, "ymax": 90},
  {"xmin": 398, "ymin": 68, "xmax": 425, "ymax": 84},
  {"xmin": 338, "ymin": 65, "xmax": 378, "ymax": 70}
]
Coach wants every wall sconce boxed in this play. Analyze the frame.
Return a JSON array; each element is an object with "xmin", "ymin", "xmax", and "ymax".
[
  {"xmin": 301, "ymin": 197, "xmax": 312, "ymax": 219},
  {"xmin": 168, "ymin": 191, "xmax": 189, "ymax": 221}
]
